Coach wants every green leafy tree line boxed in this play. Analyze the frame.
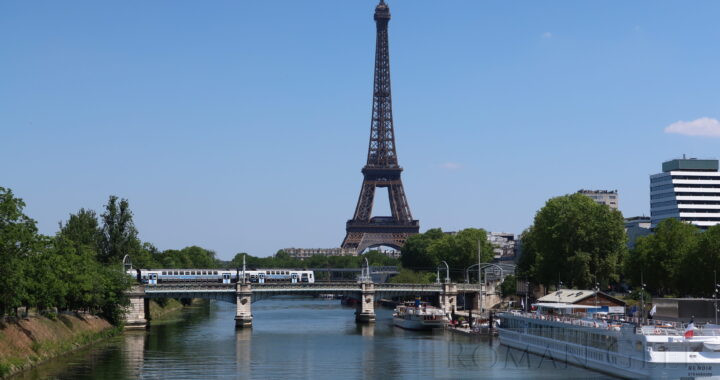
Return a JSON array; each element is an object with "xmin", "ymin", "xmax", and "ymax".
[
  {"xmin": 624, "ymin": 219, "xmax": 720, "ymax": 297},
  {"xmin": 399, "ymin": 228, "xmax": 495, "ymax": 281},
  {"xmin": 516, "ymin": 192, "xmax": 720, "ymax": 299},
  {"xmin": 0, "ymin": 187, "xmax": 228, "ymax": 323},
  {"xmin": 229, "ymin": 249, "xmax": 399, "ymax": 271},
  {"xmin": 0, "ymin": 188, "xmax": 130, "ymax": 323}
]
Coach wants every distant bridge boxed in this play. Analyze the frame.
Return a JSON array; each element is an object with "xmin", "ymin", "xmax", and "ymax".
[{"xmin": 124, "ymin": 281, "xmax": 481, "ymax": 330}]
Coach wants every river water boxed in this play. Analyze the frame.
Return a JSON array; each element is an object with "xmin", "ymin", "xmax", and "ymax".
[{"xmin": 16, "ymin": 297, "xmax": 612, "ymax": 379}]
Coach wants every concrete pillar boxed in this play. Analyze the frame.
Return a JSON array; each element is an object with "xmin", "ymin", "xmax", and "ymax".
[
  {"xmin": 355, "ymin": 283, "xmax": 376, "ymax": 323},
  {"xmin": 235, "ymin": 283, "xmax": 253, "ymax": 328},
  {"xmin": 124, "ymin": 285, "xmax": 148, "ymax": 330},
  {"xmin": 439, "ymin": 283, "xmax": 458, "ymax": 316}
]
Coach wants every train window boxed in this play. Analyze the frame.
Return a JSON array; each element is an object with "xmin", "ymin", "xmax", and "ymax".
[
  {"xmin": 214, "ymin": 271, "xmax": 218, "ymax": 275},
  {"xmin": 174, "ymin": 271, "xmax": 178, "ymax": 275},
  {"xmin": 162, "ymin": 271, "xmax": 167, "ymax": 275},
  {"xmin": 266, "ymin": 271, "xmax": 270, "ymax": 275}
]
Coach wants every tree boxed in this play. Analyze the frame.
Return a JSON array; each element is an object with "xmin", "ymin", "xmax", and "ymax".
[
  {"xmin": 524, "ymin": 193, "xmax": 626, "ymax": 289},
  {"xmin": 625, "ymin": 218, "xmax": 699, "ymax": 296},
  {"xmin": 388, "ymin": 269, "xmax": 435, "ymax": 284},
  {"xmin": 684, "ymin": 225, "xmax": 720, "ymax": 296},
  {"xmin": 100, "ymin": 196, "xmax": 141, "ymax": 264},
  {"xmin": 500, "ymin": 274, "xmax": 517, "ymax": 298},
  {"xmin": 58, "ymin": 208, "xmax": 101, "ymax": 254},
  {"xmin": 362, "ymin": 250, "xmax": 399, "ymax": 266},
  {"xmin": 0, "ymin": 188, "xmax": 39, "ymax": 315},
  {"xmin": 516, "ymin": 227, "xmax": 538, "ymax": 283},
  {"xmin": 400, "ymin": 228, "xmax": 493, "ymax": 280},
  {"xmin": 427, "ymin": 228, "xmax": 494, "ymax": 281},
  {"xmin": 400, "ymin": 228, "xmax": 444, "ymax": 270}
]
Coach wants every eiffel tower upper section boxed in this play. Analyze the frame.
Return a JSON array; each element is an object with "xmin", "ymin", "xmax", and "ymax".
[{"xmin": 366, "ymin": 0, "xmax": 398, "ymax": 171}]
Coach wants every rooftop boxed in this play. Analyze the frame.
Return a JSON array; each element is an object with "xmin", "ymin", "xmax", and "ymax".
[
  {"xmin": 538, "ymin": 289, "xmax": 626, "ymax": 305},
  {"xmin": 578, "ymin": 189, "xmax": 618, "ymax": 194},
  {"xmin": 539, "ymin": 289, "xmax": 597, "ymax": 304},
  {"xmin": 662, "ymin": 158, "xmax": 718, "ymax": 172}
]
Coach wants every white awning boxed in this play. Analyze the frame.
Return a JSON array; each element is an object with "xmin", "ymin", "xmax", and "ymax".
[{"xmin": 532, "ymin": 303, "xmax": 602, "ymax": 310}]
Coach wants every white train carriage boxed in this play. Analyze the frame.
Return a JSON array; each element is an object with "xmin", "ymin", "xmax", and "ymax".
[
  {"xmin": 127, "ymin": 269, "xmax": 314, "ymax": 285},
  {"xmin": 242, "ymin": 270, "xmax": 314, "ymax": 284}
]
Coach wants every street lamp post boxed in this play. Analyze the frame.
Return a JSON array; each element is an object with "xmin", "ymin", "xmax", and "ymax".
[
  {"xmin": 441, "ymin": 261, "xmax": 450, "ymax": 283},
  {"xmin": 640, "ymin": 272, "xmax": 646, "ymax": 326},
  {"xmin": 557, "ymin": 280, "xmax": 563, "ymax": 304},
  {"xmin": 525, "ymin": 280, "xmax": 529, "ymax": 312},
  {"xmin": 593, "ymin": 271, "xmax": 599, "ymax": 307},
  {"xmin": 715, "ymin": 270, "xmax": 718, "ymax": 325},
  {"xmin": 465, "ymin": 264, "xmax": 479, "ymax": 285}
]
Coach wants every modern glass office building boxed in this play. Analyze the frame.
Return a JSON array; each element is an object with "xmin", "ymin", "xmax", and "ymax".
[{"xmin": 650, "ymin": 158, "xmax": 720, "ymax": 229}]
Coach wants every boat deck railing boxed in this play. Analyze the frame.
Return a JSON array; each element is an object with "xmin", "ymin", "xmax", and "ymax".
[{"xmin": 502, "ymin": 310, "xmax": 699, "ymax": 335}]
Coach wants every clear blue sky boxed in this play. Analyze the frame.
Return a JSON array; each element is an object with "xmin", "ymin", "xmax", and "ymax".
[{"xmin": 2, "ymin": 1, "xmax": 720, "ymax": 260}]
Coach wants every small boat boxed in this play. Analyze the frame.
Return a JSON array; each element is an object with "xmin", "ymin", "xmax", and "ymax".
[{"xmin": 393, "ymin": 303, "xmax": 448, "ymax": 330}]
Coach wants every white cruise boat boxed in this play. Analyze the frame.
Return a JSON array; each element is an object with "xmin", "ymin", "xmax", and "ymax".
[
  {"xmin": 499, "ymin": 303, "xmax": 720, "ymax": 379},
  {"xmin": 393, "ymin": 303, "xmax": 448, "ymax": 330}
]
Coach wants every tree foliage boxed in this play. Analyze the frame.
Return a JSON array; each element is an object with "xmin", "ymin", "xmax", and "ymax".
[
  {"xmin": 400, "ymin": 228, "xmax": 494, "ymax": 281},
  {"xmin": 100, "ymin": 195, "xmax": 140, "ymax": 264},
  {"xmin": 624, "ymin": 219, "xmax": 701, "ymax": 296},
  {"xmin": 0, "ymin": 188, "xmax": 130, "ymax": 323},
  {"xmin": 0, "ymin": 188, "xmax": 39, "ymax": 315},
  {"xmin": 500, "ymin": 274, "xmax": 517, "ymax": 298},
  {"xmin": 228, "ymin": 249, "xmax": 399, "ymax": 271},
  {"xmin": 519, "ymin": 193, "xmax": 626, "ymax": 289},
  {"xmin": 388, "ymin": 269, "xmax": 435, "ymax": 284}
]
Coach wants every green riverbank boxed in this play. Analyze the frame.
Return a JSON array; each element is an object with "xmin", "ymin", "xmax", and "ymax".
[
  {"xmin": 0, "ymin": 314, "xmax": 118, "ymax": 378},
  {"xmin": 0, "ymin": 299, "xmax": 200, "ymax": 378}
]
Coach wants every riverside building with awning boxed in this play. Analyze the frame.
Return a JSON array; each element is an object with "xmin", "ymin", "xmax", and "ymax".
[{"xmin": 537, "ymin": 289, "xmax": 626, "ymax": 314}]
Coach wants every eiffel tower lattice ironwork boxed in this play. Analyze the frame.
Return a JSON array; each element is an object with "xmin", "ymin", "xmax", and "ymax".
[{"xmin": 341, "ymin": 0, "xmax": 419, "ymax": 253}]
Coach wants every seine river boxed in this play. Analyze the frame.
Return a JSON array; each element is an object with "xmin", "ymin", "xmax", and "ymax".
[{"xmin": 17, "ymin": 297, "xmax": 612, "ymax": 379}]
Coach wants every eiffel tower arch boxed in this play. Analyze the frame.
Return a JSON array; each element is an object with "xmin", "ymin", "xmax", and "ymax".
[{"xmin": 341, "ymin": 1, "xmax": 419, "ymax": 254}]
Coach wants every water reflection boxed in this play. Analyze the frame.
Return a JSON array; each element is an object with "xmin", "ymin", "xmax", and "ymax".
[
  {"xmin": 20, "ymin": 298, "xmax": 614, "ymax": 379},
  {"xmin": 122, "ymin": 331, "xmax": 146, "ymax": 378},
  {"xmin": 356, "ymin": 324, "xmax": 374, "ymax": 337},
  {"xmin": 235, "ymin": 328, "xmax": 252, "ymax": 377}
]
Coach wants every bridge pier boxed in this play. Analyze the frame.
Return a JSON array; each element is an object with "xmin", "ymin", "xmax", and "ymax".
[
  {"xmin": 124, "ymin": 285, "xmax": 149, "ymax": 330},
  {"xmin": 439, "ymin": 283, "xmax": 457, "ymax": 317},
  {"xmin": 235, "ymin": 283, "xmax": 253, "ymax": 328},
  {"xmin": 355, "ymin": 282, "xmax": 376, "ymax": 323}
]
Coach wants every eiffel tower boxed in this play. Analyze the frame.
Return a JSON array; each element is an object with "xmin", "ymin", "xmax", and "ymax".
[{"xmin": 341, "ymin": 0, "xmax": 419, "ymax": 254}]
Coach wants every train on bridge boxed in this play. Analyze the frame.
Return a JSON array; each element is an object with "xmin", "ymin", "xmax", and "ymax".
[{"xmin": 127, "ymin": 269, "xmax": 316, "ymax": 285}]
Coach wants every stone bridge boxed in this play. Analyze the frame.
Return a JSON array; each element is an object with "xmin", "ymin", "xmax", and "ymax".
[{"xmin": 124, "ymin": 282, "xmax": 482, "ymax": 329}]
